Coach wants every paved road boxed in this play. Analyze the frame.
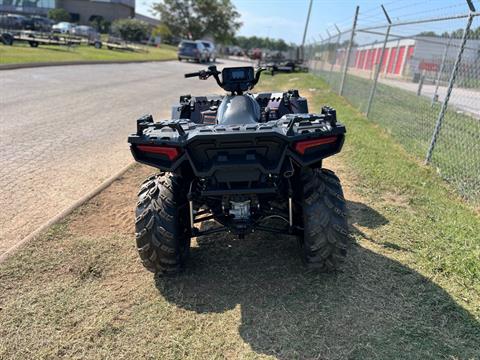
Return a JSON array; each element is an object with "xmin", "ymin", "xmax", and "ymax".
[{"xmin": 0, "ymin": 59, "xmax": 248, "ymax": 255}]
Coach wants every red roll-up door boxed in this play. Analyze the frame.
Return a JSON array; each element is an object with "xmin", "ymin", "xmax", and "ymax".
[
  {"xmin": 374, "ymin": 48, "xmax": 381, "ymax": 66},
  {"xmin": 407, "ymin": 45, "xmax": 415, "ymax": 60},
  {"xmin": 394, "ymin": 46, "xmax": 406, "ymax": 74},
  {"xmin": 365, "ymin": 49, "xmax": 372, "ymax": 70},
  {"xmin": 387, "ymin": 47, "xmax": 397, "ymax": 73},
  {"xmin": 367, "ymin": 49, "xmax": 374, "ymax": 69},
  {"xmin": 359, "ymin": 50, "xmax": 366, "ymax": 69},
  {"xmin": 381, "ymin": 48, "xmax": 390, "ymax": 72}
]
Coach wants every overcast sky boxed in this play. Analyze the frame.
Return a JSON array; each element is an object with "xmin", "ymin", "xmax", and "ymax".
[{"xmin": 136, "ymin": 0, "xmax": 478, "ymax": 44}]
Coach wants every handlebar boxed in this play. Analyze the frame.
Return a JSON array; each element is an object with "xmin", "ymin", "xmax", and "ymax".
[
  {"xmin": 184, "ymin": 65, "xmax": 264, "ymax": 94},
  {"xmin": 184, "ymin": 71, "xmax": 201, "ymax": 78}
]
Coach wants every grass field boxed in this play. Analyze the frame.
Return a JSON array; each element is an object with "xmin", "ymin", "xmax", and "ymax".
[
  {"xmin": 0, "ymin": 73, "xmax": 479, "ymax": 359},
  {"xmin": 0, "ymin": 42, "xmax": 177, "ymax": 64},
  {"xmin": 316, "ymin": 69, "xmax": 480, "ymax": 205}
]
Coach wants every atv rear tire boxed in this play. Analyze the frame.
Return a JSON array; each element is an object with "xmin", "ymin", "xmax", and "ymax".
[
  {"xmin": 299, "ymin": 168, "xmax": 348, "ymax": 271},
  {"xmin": 135, "ymin": 173, "xmax": 191, "ymax": 275}
]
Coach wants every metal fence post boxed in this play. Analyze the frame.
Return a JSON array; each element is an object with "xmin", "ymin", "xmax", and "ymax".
[
  {"xmin": 431, "ymin": 40, "xmax": 450, "ymax": 106},
  {"xmin": 425, "ymin": 1, "xmax": 475, "ymax": 164},
  {"xmin": 312, "ymin": 41, "xmax": 319, "ymax": 75},
  {"xmin": 327, "ymin": 35, "xmax": 340, "ymax": 84},
  {"xmin": 365, "ymin": 5, "xmax": 392, "ymax": 118},
  {"xmin": 319, "ymin": 36, "xmax": 327, "ymax": 71},
  {"xmin": 339, "ymin": 6, "xmax": 359, "ymax": 96},
  {"xmin": 329, "ymin": 26, "xmax": 342, "ymax": 75}
]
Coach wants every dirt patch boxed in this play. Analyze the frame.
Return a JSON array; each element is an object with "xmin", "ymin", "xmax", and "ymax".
[
  {"xmin": 68, "ymin": 165, "xmax": 155, "ymax": 237},
  {"xmin": 1, "ymin": 155, "xmax": 479, "ymax": 359}
]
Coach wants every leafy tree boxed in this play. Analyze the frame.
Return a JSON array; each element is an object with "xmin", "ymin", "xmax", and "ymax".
[
  {"xmin": 111, "ymin": 19, "xmax": 150, "ymax": 42},
  {"xmin": 474, "ymin": 26, "xmax": 480, "ymax": 38},
  {"xmin": 451, "ymin": 28, "xmax": 464, "ymax": 39},
  {"xmin": 90, "ymin": 17, "xmax": 111, "ymax": 34},
  {"xmin": 48, "ymin": 8, "xmax": 71, "ymax": 23},
  {"xmin": 152, "ymin": 0, "xmax": 242, "ymax": 43},
  {"xmin": 233, "ymin": 36, "xmax": 290, "ymax": 51},
  {"xmin": 152, "ymin": 23, "xmax": 172, "ymax": 43},
  {"xmin": 416, "ymin": 31, "xmax": 439, "ymax": 37}
]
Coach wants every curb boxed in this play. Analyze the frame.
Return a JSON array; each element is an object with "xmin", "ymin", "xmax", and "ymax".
[
  {"xmin": 0, "ymin": 59, "xmax": 174, "ymax": 71},
  {"xmin": 0, "ymin": 161, "xmax": 135, "ymax": 263}
]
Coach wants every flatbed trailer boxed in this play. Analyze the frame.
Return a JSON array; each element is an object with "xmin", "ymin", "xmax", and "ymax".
[{"xmin": 1, "ymin": 30, "xmax": 83, "ymax": 47}]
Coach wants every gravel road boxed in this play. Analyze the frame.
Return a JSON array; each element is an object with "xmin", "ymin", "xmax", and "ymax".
[{"xmin": 0, "ymin": 59, "xmax": 248, "ymax": 255}]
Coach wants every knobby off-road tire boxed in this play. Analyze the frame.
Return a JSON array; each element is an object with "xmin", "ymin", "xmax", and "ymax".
[
  {"xmin": 299, "ymin": 168, "xmax": 348, "ymax": 271},
  {"xmin": 135, "ymin": 173, "xmax": 191, "ymax": 275}
]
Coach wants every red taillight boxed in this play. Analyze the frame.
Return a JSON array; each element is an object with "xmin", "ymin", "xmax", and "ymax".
[
  {"xmin": 136, "ymin": 145, "xmax": 181, "ymax": 161},
  {"xmin": 294, "ymin": 136, "xmax": 338, "ymax": 155}
]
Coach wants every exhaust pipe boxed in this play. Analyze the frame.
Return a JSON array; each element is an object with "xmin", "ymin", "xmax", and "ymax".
[
  {"xmin": 283, "ymin": 158, "xmax": 295, "ymax": 178},
  {"xmin": 288, "ymin": 197, "xmax": 293, "ymax": 227}
]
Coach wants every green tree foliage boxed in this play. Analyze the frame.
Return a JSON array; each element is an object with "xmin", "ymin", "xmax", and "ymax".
[
  {"xmin": 416, "ymin": 31, "xmax": 439, "ymax": 37},
  {"xmin": 90, "ymin": 17, "xmax": 111, "ymax": 34},
  {"xmin": 417, "ymin": 27, "xmax": 480, "ymax": 39},
  {"xmin": 152, "ymin": 0, "xmax": 242, "ymax": 43},
  {"xmin": 233, "ymin": 36, "xmax": 290, "ymax": 51},
  {"xmin": 47, "ymin": 8, "xmax": 71, "ymax": 23},
  {"xmin": 111, "ymin": 19, "xmax": 150, "ymax": 42},
  {"xmin": 151, "ymin": 23, "xmax": 172, "ymax": 43}
]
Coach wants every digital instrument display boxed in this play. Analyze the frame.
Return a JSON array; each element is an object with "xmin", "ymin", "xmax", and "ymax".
[
  {"xmin": 231, "ymin": 69, "xmax": 246, "ymax": 80},
  {"xmin": 221, "ymin": 67, "xmax": 255, "ymax": 92}
]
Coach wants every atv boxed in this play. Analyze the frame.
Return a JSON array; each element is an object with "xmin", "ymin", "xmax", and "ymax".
[{"xmin": 128, "ymin": 65, "xmax": 348, "ymax": 275}]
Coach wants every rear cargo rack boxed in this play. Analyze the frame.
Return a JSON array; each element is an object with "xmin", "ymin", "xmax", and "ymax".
[{"xmin": 136, "ymin": 115, "xmax": 188, "ymax": 136}]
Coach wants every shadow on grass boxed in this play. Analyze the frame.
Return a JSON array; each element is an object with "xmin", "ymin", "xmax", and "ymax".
[
  {"xmin": 347, "ymin": 200, "xmax": 389, "ymax": 229},
  {"xmin": 155, "ymin": 200, "xmax": 479, "ymax": 359}
]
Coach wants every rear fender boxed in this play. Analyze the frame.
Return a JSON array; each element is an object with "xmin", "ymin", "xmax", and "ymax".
[{"xmin": 128, "ymin": 113, "xmax": 346, "ymax": 176}]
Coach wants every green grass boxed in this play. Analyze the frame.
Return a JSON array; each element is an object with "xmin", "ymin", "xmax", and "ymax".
[
  {"xmin": 259, "ymin": 73, "xmax": 480, "ymax": 292},
  {"xmin": 315, "ymin": 69, "xmax": 480, "ymax": 205},
  {"xmin": 0, "ymin": 42, "xmax": 177, "ymax": 64},
  {"xmin": 0, "ymin": 74, "xmax": 479, "ymax": 359}
]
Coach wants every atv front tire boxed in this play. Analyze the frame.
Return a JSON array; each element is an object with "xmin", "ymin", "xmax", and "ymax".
[
  {"xmin": 135, "ymin": 173, "xmax": 191, "ymax": 275},
  {"xmin": 299, "ymin": 168, "xmax": 348, "ymax": 271}
]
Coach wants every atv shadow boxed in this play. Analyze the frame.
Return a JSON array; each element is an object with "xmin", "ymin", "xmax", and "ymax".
[
  {"xmin": 155, "ymin": 200, "xmax": 479, "ymax": 359},
  {"xmin": 347, "ymin": 199, "xmax": 389, "ymax": 229}
]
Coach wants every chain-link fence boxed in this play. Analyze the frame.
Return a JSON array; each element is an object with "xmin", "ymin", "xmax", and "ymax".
[{"xmin": 307, "ymin": 0, "xmax": 480, "ymax": 206}]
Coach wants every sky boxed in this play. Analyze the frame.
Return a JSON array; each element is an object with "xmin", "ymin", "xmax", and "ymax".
[{"xmin": 136, "ymin": 0, "xmax": 479, "ymax": 44}]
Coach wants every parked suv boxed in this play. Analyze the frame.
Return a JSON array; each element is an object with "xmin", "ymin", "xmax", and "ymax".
[
  {"xmin": 72, "ymin": 25, "xmax": 97, "ymax": 38},
  {"xmin": 52, "ymin": 22, "xmax": 75, "ymax": 34},
  {"xmin": 177, "ymin": 40, "xmax": 208, "ymax": 63},
  {"xmin": 200, "ymin": 40, "xmax": 216, "ymax": 62},
  {"xmin": 30, "ymin": 16, "xmax": 54, "ymax": 32},
  {"xmin": 0, "ymin": 13, "xmax": 33, "ymax": 30}
]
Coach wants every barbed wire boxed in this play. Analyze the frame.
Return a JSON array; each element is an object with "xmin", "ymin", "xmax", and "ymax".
[{"xmin": 306, "ymin": 4, "xmax": 480, "ymax": 206}]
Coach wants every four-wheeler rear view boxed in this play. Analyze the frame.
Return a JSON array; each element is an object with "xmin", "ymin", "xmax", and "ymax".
[{"xmin": 128, "ymin": 65, "xmax": 348, "ymax": 275}]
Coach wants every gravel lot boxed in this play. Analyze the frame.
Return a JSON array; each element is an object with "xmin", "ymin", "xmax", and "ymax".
[{"xmin": 0, "ymin": 59, "xmax": 248, "ymax": 255}]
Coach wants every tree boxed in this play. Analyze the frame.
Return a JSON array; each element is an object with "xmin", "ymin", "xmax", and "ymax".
[
  {"xmin": 90, "ymin": 16, "xmax": 111, "ymax": 34},
  {"xmin": 111, "ymin": 19, "xmax": 150, "ymax": 42},
  {"xmin": 416, "ymin": 31, "xmax": 438, "ymax": 37},
  {"xmin": 152, "ymin": 0, "xmax": 242, "ymax": 44},
  {"xmin": 152, "ymin": 23, "xmax": 172, "ymax": 43},
  {"xmin": 233, "ymin": 36, "xmax": 291, "ymax": 51},
  {"xmin": 48, "ymin": 8, "xmax": 71, "ymax": 23}
]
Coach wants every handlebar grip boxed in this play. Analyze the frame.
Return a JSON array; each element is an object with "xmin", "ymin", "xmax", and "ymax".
[{"xmin": 184, "ymin": 72, "xmax": 200, "ymax": 78}]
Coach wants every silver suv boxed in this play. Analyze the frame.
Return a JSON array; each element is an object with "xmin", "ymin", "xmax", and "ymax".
[
  {"xmin": 177, "ymin": 40, "xmax": 209, "ymax": 63},
  {"xmin": 200, "ymin": 40, "xmax": 216, "ymax": 62}
]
